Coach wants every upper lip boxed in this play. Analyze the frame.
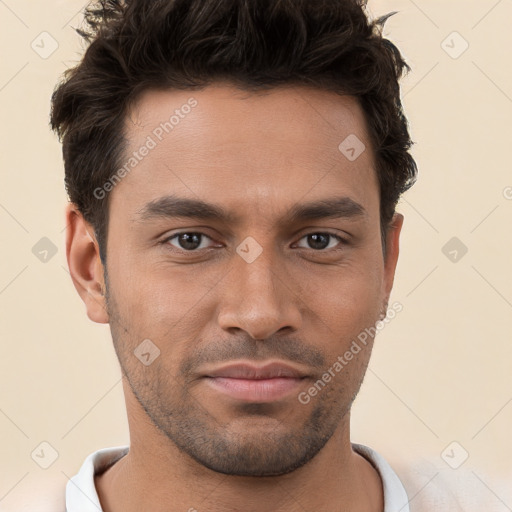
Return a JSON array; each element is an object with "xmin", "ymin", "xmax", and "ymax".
[{"xmin": 204, "ymin": 361, "xmax": 307, "ymax": 379}]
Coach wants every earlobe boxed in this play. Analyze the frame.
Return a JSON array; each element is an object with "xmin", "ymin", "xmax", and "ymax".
[{"xmin": 65, "ymin": 203, "xmax": 109, "ymax": 324}]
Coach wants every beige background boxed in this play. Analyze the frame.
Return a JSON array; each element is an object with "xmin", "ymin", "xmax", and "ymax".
[{"xmin": 1, "ymin": 0, "xmax": 511, "ymax": 510}]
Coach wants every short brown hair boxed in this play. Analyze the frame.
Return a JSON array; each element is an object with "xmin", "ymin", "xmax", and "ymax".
[{"xmin": 50, "ymin": 0, "xmax": 417, "ymax": 263}]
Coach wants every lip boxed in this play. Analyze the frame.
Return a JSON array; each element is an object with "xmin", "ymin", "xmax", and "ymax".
[
  {"xmin": 204, "ymin": 361, "xmax": 307, "ymax": 379},
  {"xmin": 202, "ymin": 361, "xmax": 308, "ymax": 402}
]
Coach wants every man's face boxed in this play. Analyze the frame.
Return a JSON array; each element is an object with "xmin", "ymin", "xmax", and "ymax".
[{"xmin": 98, "ymin": 84, "xmax": 401, "ymax": 476}]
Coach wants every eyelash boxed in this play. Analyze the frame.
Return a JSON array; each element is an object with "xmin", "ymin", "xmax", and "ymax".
[{"xmin": 159, "ymin": 231, "xmax": 349, "ymax": 253}]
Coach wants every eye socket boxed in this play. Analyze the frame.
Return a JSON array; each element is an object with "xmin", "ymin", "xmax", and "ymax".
[
  {"xmin": 162, "ymin": 232, "xmax": 217, "ymax": 251},
  {"xmin": 160, "ymin": 231, "xmax": 348, "ymax": 253},
  {"xmin": 295, "ymin": 232, "xmax": 348, "ymax": 251}
]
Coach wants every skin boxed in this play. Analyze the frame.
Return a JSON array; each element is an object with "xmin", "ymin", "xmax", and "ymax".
[{"xmin": 65, "ymin": 82, "xmax": 403, "ymax": 512}]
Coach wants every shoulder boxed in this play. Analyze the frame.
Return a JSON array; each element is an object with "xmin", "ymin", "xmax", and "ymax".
[
  {"xmin": 352, "ymin": 443, "xmax": 512, "ymax": 512},
  {"xmin": 0, "ymin": 446, "xmax": 129, "ymax": 512},
  {"xmin": 388, "ymin": 455, "xmax": 512, "ymax": 512},
  {"xmin": 0, "ymin": 473, "xmax": 66, "ymax": 512}
]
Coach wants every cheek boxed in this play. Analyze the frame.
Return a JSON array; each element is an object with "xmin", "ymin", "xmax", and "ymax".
[
  {"xmin": 111, "ymin": 261, "xmax": 220, "ymax": 348},
  {"xmin": 305, "ymin": 263, "xmax": 383, "ymax": 332}
]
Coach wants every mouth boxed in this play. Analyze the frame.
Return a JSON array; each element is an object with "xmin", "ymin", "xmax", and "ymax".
[{"xmin": 202, "ymin": 361, "xmax": 309, "ymax": 402}]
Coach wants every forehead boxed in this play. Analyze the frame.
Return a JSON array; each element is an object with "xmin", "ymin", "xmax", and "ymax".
[{"xmin": 110, "ymin": 83, "xmax": 379, "ymax": 222}]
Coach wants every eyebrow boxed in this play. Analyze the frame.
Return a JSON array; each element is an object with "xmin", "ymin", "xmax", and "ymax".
[{"xmin": 133, "ymin": 194, "xmax": 366, "ymax": 226}]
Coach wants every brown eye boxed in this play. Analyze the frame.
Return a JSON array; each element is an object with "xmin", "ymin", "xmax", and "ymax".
[
  {"xmin": 164, "ymin": 232, "xmax": 214, "ymax": 251},
  {"xmin": 296, "ymin": 233, "xmax": 346, "ymax": 251}
]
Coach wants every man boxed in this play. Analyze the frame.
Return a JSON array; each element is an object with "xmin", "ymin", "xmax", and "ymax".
[{"xmin": 50, "ymin": 0, "xmax": 419, "ymax": 510}]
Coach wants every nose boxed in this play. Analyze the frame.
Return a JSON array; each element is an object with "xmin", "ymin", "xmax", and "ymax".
[{"xmin": 217, "ymin": 246, "xmax": 303, "ymax": 340}]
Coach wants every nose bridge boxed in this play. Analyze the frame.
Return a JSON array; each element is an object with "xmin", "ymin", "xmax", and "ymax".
[
  {"xmin": 238, "ymin": 246, "xmax": 280, "ymax": 305},
  {"xmin": 217, "ymin": 242, "xmax": 302, "ymax": 339}
]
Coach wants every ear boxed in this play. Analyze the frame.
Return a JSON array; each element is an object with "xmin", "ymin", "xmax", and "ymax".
[
  {"xmin": 381, "ymin": 213, "xmax": 404, "ymax": 313},
  {"xmin": 65, "ymin": 203, "xmax": 109, "ymax": 324}
]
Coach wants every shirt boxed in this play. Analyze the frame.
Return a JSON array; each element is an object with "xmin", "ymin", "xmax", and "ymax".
[{"xmin": 65, "ymin": 443, "xmax": 411, "ymax": 511}]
